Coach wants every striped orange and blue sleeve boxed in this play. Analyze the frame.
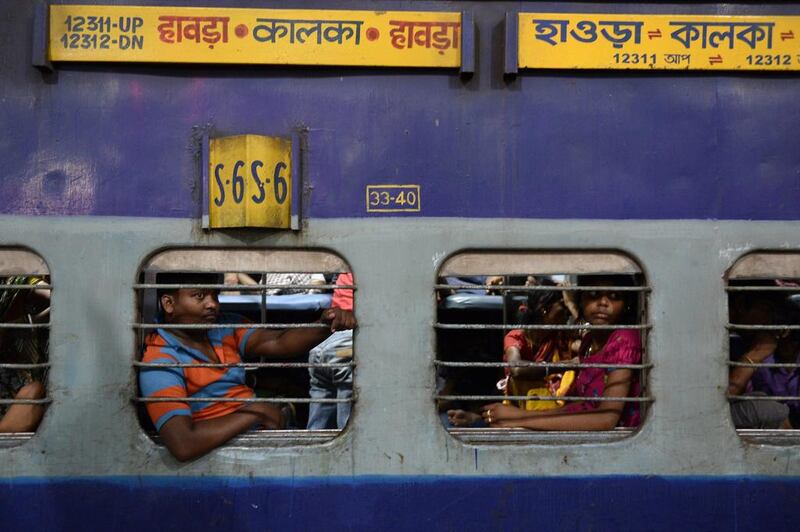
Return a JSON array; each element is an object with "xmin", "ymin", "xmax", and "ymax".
[
  {"xmin": 228, "ymin": 315, "xmax": 256, "ymax": 359},
  {"xmin": 139, "ymin": 344, "xmax": 191, "ymax": 431}
]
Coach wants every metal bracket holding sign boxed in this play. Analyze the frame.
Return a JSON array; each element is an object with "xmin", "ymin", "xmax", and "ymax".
[
  {"xmin": 504, "ymin": 12, "xmax": 518, "ymax": 76},
  {"xmin": 511, "ymin": 12, "xmax": 800, "ymax": 72},
  {"xmin": 202, "ymin": 133, "xmax": 299, "ymax": 230},
  {"xmin": 459, "ymin": 11, "xmax": 475, "ymax": 76},
  {"xmin": 32, "ymin": 2, "xmax": 53, "ymax": 71}
]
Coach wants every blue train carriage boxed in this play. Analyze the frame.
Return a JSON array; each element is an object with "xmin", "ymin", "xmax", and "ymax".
[{"xmin": 1, "ymin": 0, "xmax": 800, "ymax": 530}]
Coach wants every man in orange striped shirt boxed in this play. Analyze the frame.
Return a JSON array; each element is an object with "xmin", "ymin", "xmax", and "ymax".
[{"xmin": 140, "ymin": 273, "xmax": 355, "ymax": 461}]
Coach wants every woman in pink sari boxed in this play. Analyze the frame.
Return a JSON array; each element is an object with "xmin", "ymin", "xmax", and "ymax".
[{"xmin": 481, "ymin": 275, "xmax": 643, "ymax": 431}]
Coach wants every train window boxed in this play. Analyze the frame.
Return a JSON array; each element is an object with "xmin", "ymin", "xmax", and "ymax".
[
  {"xmin": 134, "ymin": 249, "xmax": 355, "ymax": 454},
  {"xmin": 0, "ymin": 249, "xmax": 51, "ymax": 447},
  {"xmin": 726, "ymin": 252, "xmax": 800, "ymax": 444},
  {"xmin": 435, "ymin": 251, "xmax": 651, "ymax": 444}
]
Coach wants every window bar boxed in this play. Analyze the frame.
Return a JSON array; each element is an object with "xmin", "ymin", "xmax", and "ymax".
[
  {"xmin": 728, "ymin": 361, "xmax": 800, "ymax": 369},
  {"xmin": 434, "ymin": 284, "xmax": 649, "ymax": 292},
  {"xmin": 727, "ymin": 394, "xmax": 800, "ymax": 402},
  {"xmin": 135, "ymin": 396, "xmax": 353, "ymax": 404},
  {"xmin": 501, "ymin": 286, "xmax": 509, "ymax": 329},
  {"xmin": 133, "ymin": 283, "xmax": 356, "ymax": 291},
  {"xmin": 0, "ymin": 323, "xmax": 50, "ymax": 329},
  {"xmin": 435, "ymin": 394, "xmax": 652, "ymax": 403},
  {"xmin": 0, "ymin": 398, "xmax": 52, "ymax": 405},
  {"xmin": 259, "ymin": 273, "xmax": 267, "ymax": 325},
  {"xmin": 434, "ymin": 360, "xmax": 651, "ymax": 370},
  {"xmin": 135, "ymin": 361, "xmax": 355, "ymax": 369},
  {"xmin": 726, "ymin": 285, "xmax": 800, "ymax": 292},
  {"xmin": 726, "ymin": 324, "xmax": 800, "ymax": 330},
  {"xmin": 133, "ymin": 322, "xmax": 330, "ymax": 329},
  {"xmin": 434, "ymin": 323, "xmax": 651, "ymax": 330},
  {"xmin": 0, "ymin": 284, "xmax": 53, "ymax": 290}
]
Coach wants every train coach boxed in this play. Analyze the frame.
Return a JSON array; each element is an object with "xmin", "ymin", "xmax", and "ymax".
[{"xmin": 1, "ymin": 1, "xmax": 800, "ymax": 530}]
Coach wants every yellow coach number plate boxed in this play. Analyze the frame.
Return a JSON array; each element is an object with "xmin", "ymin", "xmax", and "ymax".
[{"xmin": 209, "ymin": 135, "xmax": 291, "ymax": 229}]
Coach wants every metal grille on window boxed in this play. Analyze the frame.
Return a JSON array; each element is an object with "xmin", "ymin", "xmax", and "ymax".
[
  {"xmin": 434, "ymin": 252, "xmax": 652, "ymax": 444},
  {"xmin": 0, "ymin": 249, "xmax": 51, "ymax": 445},
  {"xmin": 726, "ymin": 252, "xmax": 800, "ymax": 442},
  {"xmin": 133, "ymin": 249, "xmax": 355, "ymax": 446}
]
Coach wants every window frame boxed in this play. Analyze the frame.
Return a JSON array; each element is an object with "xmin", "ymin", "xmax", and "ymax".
[
  {"xmin": 133, "ymin": 247, "xmax": 356, "ymax": 449},
  {"xmin": 435, "ymin": 250, "xmax": 652, "ymax": 445},
  {"xmin": 0, "ymin": 248, "xmax": 51, "ymax": 447},
  {"xmin": 726, "ymin": 251, "xmax": 800, "ymax": 444}
]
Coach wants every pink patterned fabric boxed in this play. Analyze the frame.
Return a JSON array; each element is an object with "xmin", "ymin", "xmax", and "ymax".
[{"xmin": 562, "ymin": 329, "xmax": 642, "ymax": 427}]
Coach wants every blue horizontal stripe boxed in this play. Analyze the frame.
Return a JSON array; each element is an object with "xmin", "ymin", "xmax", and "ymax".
[{"xmin": 0, "ymin": 475, "xmax": 797, "ymax": 531}]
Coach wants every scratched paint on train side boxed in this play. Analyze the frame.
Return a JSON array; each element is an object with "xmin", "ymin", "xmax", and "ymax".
[
  {"xmin": 518, "ymin": 13, "xmax": 800, "ymax": 70},
  {"xmin": 366, "ymin": 185, "xmax": 421, "ymax": 212},
  {"xmin": 208, "ymin": 135, "xmax": 291, "ymax": 229},
  {"xmin": 49, "ymin": 5, "xmax": 461, "ymax": 67}
]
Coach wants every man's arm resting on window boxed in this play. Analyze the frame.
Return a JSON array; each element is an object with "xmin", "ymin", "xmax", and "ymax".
[{"xmin": 158, "ymin": 403, "xmax": 281, "ymax": 462}]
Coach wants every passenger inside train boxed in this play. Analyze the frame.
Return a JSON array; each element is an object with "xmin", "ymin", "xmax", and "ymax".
[
  {"xmin": 444, "ymin": 274, "xmax": 644, "ymax": 431},
  {"xmin": 446, "ymin": 277, "xmax": 579, "ymax": 427},
  {"xmin": 137, "ymin": 272, "xmax": 356, "ymax": 461},
  {"xmin": 307, "ymin": 272, "xmax": 354, "ymax": 430},
  {"xmin": 0, "ymin": 276, "xmax": 50, "ymax": 433},
  {"xmin": 728, "ymin": 280, "xmax": 800, "ymax": 430}
]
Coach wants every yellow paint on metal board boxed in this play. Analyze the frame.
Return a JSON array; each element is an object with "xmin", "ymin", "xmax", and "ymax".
[
  {"xmin": 49, "ymin": 5, "xmax": 461, "ymax": 67},
  {"xmin": 208, "ymin": 135, "xmax": 291, "ymax": 229},
  {"xmin": 519, "ymin": 13, "xmax": 800, "ymax": 71}
]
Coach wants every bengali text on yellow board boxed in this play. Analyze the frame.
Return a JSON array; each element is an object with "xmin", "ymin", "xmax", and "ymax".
[
  {"xmin": 519, "ymin": 13, "xmax": 800, "ymax": 71},
  {"xmin": 49, "ymin": 5, "xmax": 461, "ymax": 68}
]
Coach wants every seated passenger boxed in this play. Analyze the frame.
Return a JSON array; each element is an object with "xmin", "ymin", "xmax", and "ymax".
[
  {"xmin": 751, "ymin": 330, "xmax": 800, "ymax": 428},
  {"xmin": 307, "ymin": 272, "xmax": 354, "ymax": 430},
  {"xmin": 139, "ymin": 273, "xmax": 355, "ymax": 461},
  {"xmin": 447, "ymin": 280, "xmax": 573, "ymax": 426},
  {"xmin": 729, "ymin": 290, "xmax": 796, "ymax": 429},
  {"xmin": 0, "ymin": 276, "xmax": 49, "ymax": 433},
  {"xmin": 463, "ymin": 274, "xmax": 643, "ymax": 431}
]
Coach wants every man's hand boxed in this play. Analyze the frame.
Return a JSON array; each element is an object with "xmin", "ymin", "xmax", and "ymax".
[
  {"xmin": 321, "ymin": 308, "xmax": 357, "ymax": 332},
  {"xmin": 485, "ymin": 275, "xmax": 505, "ymax": 295}
]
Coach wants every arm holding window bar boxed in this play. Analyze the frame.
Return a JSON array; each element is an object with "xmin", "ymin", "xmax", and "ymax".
[{"xmin": 243, "ymin": 307, "xmax": 356, "ymax": 359}]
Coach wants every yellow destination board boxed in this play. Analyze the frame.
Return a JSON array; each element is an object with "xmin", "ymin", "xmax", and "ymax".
[
  {"xmin": 519, "ymin": 13, "xmax": 800, "ymax": 70},
  {"xmin": 49, "ymin": 5, "xmax": 461, "ymax": 67},
  {"xmin": 208, "ymin": 135, "xmax": 291, "ymax": 229}
]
